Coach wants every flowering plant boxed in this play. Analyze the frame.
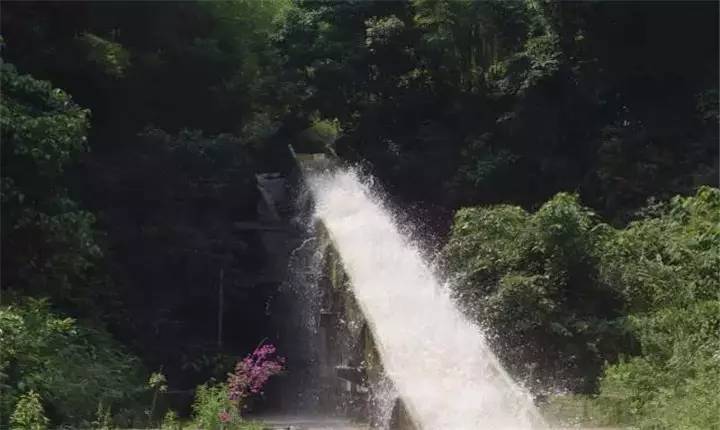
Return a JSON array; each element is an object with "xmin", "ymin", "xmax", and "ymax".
[
  {"xmin": 216, "ymin": 342, "xmax": 285, "ymax": 424},
  {"xmin": 228, "ymin": 343, "xmax": 285, "ymax": 401}
]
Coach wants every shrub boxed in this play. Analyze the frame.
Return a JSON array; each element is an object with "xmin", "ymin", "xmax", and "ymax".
[
  {"xmin": 0, "ymin": 298, "xmax": 145, "ymax": 427},
  {"xmin": 595, "ymin": 187, "xmax": 720, "ymax": 429},
  {"xmin": 1, "ymin": 62, "xmax": 106, "ymax": 313},
  {"xmin": 76, "ymin": 32, "xmax": 131, "ymax": 78},
  {"xmin": 191, "ymin": 383, "xmax": 239, "ymax": 430},
  {"xmin": 160, "ymin": 410, "xmax": 181, "ymax": 430},
  {"xmin": 192, "ymin": 343, "xmax": 284, "ymax": 430},
  {"xmin": 227, "ymin": 343, "xmax": 285, "ymax": 405},
  {"xmin": 10, "ymin": 391, "xmax": 48, "ymax": 430},
  {"xmin": 147, "ymin": 371, "xmax": 168, "ymax": 426},
  {"xmin": 91, "ymin": 401, "xmax": 114, "ymax": 430},
  {"xmin": 446, "ymin": 187, "xmax": 720, "ymax": 427},
  {"xmin": 297, "ymin": 117, "xmax": 341, "ymax": 153},
  {"xmin": 444, "ymin": 193, "xmax": 625, "ymax": 392}
]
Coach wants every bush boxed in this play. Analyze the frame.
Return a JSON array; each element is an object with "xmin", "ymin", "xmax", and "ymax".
[
  {"xmin": 445, "ymin": 187, "xmax": 720, "ymax": 428},
  {"xmin": 296, "ymin": 117, "xmax": 341, "ymax": 153},
  {"xmin": 444, "ymin": 193, "xmax": 625, "ymax": 392},
  {"xmin": 598, "ymin": 301, "xmax": 720, "ymax": 429},
  {"xmin": 1, "ymin": 62, "xmax": 105, "ymax": 312},
  {"xmin": 190, "ymin": 383, "xmax": 274, "ymax": 430},
  {"xmin": 161, "ymin": 410, "xmax": 181, "ymax": 430},
  {"xmin": 10, "ymin": 391, "xmax": 48, "ymax": 430},
  {"xmin": 0, "ymin": 298, "xmax": 145, "ymax": 427},
  {"xmin": 91, "ymin": 401, "xmax": 114, "ymax": 430},
  {"xmin": 191, "ymin": 383, "xmax": 239, "ymax": 430},
  {"xmin": 191, "ymin": 343, "xmax": 284, "ymax": 430},
  {"xmin": 595, "ymin": 187, "xmax": 720, "ymax": 429},
  {"xmin": 76, "ymin": 32, "xmax": 131, "ymax": 78}
]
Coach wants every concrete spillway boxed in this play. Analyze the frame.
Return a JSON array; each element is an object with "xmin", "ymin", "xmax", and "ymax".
[
  {"xmin": 306, "ymin": 168, "xmax": 545, "ymax": 430},
  {"xmin": 288, "ymin": 148, "xmax": 546, "ymax": 429}
]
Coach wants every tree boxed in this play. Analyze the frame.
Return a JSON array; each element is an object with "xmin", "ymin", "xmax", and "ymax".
[
  {"xmin": 0, "ymin": 299, "xmax": 144, "ymax": 426},
  {"xmin": 0, "ymin": 62, "xmax": 104, "ymax": 313},
  {"xmin": 445, "ymin": 187, "xmax": 720, "ymax": 427},
  {"xmin": 596, "ymin": 187, "xmax": 720, "ymax": 429},
  {"xmin": 444, "ymin": 193, "xmax": 626, "ymax": 393}
]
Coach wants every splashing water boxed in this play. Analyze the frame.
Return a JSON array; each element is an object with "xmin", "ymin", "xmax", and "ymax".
[{"xmin": 308, "ymin": 169, "xmax": 546, "ymax": 430}]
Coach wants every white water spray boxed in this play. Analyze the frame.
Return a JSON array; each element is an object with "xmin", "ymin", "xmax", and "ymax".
[{"xmin": 308, "ymin": 169, "xmax": 546, "ymax": 430}]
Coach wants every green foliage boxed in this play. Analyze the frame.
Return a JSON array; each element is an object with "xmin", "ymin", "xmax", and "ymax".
[
  {"xmin": 455, "ymin": 133, "xmax": 518, "ymax": 188},
  {"xmin": 194, "ymin": 0, "xmax": 295, "ymax": 126},
  {"xmin": 0, "ymin": 62, "xmax": 89, "ymax": 175},
  {"xmin": 0, "ymin": 62, "xmax": 107, "ymax": 313},
  {"xmin": 600, "ymin": 186, "xmax": 720, "ymax": 311},
  {"xmin": 139, "ymin": 127, "xmax": 253, "ymax": 173},
  {"xmin": 0, "ymin": 299, "xmax": 145, "ymax": 427},
  {"xmin": 147, "ymin": 371, "xmax": 168, "ymax": 426},
  {"xmin": 0, "ymin": 1, "xmax": 717, "ymax": 425},
  {"xmin": 278, "ymin": 0, "xmax": 717, "ymax": 215},
  {"xmin": 598, "ymin": 303, "xmax": 720, "ymax": 429},
  {"xmin": 365, "ymin": 15, "xmax": 405, "ymax": 48},
  {"xmin": 447, "ymin": 187, "xmax": 720, "ymax": 427},
  {"xmin": 696, "ymin": 88, "xmax": 719, "ymax": 122},
  {"xmin": 77, "ymin": 33, "xmax": 130, "ymax": 78},
  {"xmin": 594, "ymin": 187, "xmax": 720, "ymax": 429},
  {"xmin": 191, "ymin": 383, "xmax": 239, "ymax": 430},
  {"xmin": 91, "ymin": 401, "xmax": 115, "ymax": 430},
  {"xmin": 148, "ymin": 372, "xmax": 168, "ymax": 392},
  {"xmin": 10, "ymin": 391, "xmax": 48, "ymax": 430},
  {"xmin": 593, "ymin": 113, "xmax": 718, "ymax": 220},
  {"xmin": 190, "ymin": 378, "xmax": 267, "ymax": 430},
  {"xmin": 516, "ymin": 33, "xmax": 562, "ymax": 91},
  {"xmin": 160, "ymin": 410, "xmax": 181, "ymax": 430},
  {"xmin": 412, "ymin": 0, "xmax": 530, "ymax": 92},
  {"xmin": 445, "ymin": 193, "xmax": 624, "ymax": 392},
  {"xmin": 297, "ymin": 117, "xmax": 342, "ymax": 153}
]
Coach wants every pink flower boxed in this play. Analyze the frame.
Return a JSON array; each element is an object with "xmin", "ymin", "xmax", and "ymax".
[
  {"xmin": 227, "ymin": 342, "xmax": 285, "ymax": 404},
  {"xmin": 218, "ymin": 411, "xmax": 231, "ymax": 423}
]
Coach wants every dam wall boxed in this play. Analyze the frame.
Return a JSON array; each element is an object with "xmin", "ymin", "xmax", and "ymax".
[{"xmin": 288, "ymin": 150, "xmax": 417, "ymax": 429}]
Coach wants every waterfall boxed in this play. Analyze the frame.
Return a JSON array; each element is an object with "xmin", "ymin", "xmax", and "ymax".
[{"xmin": 307, "ymin": 168, "xmax": 546, "ymax": 430}]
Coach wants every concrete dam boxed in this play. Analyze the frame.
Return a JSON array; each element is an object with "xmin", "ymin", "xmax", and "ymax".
[{"xmin": 254, "ymin": 148, "xmax": 544, "ymax": 429}]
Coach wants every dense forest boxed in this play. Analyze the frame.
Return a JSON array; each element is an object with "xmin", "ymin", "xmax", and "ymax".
[{"xmin": 1, "ymin": 1, "xmax": 718, "ymax": 429}]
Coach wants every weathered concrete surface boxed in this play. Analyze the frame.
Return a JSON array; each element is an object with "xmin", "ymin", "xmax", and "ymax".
[
  {"xmin": 291, "ymin": 149, "xmax": 417, "ymax": 429},
  {"xmin": 255, "ymin": 417, "xmax": 620, "ymax": 430},
  {"xmin": 258, "ymin": 415, "xmax": 369, "ymax": 430}
]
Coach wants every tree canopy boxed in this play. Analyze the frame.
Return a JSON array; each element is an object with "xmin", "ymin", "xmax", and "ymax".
[{"xmin": 0, "ymin": 1, "xmax": 717, "ymax": 428}]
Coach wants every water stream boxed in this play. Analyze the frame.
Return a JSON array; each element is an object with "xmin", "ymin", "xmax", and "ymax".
[{"xmin": 308, "ymin": 168, "xmax": 546, "ymax": 430}]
